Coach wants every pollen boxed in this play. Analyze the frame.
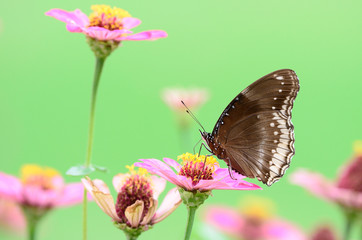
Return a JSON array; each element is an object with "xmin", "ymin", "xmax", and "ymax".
[
  {"xmin": 126, "ymin": 165, "xmax": 148, "ymax": 176},
  {"xmin": 20, "ymin": 164, "xmax": 60, "ymax": 190},
  {"xmin": 178, "ymin": 153, "xmax": 219, "ymax": 186},
  {"xmin": 88, "ymin": 5, "xmax": 131, "ymax": 31},
  {"xmin": 115, "ymin": 166, "xmax": 153, "ymax": 226}
]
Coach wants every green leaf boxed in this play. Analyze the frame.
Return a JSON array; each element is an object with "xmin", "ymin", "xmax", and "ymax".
[
  {"xmin": 91, "ymin": 164, "xmax": 108, "ymax": 173},
  {"xmin": 66, "ymin": 165, "xmax": 95, "ymax": 176}
]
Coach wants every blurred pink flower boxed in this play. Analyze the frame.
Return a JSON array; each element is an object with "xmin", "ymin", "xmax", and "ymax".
[
  {"xmin": 0, "ymin": 164, "xmax": 85, "ymax": 209},
  {"xmin": 46, "ymin": 5, "xmax": 167, "ymax": 42},
  {"xmin": 162, "ymin": 88, "xmax": 209, "ymax": 112},
  {"xmin": 135, "ymin": 153, "xmax": 261, "ymax": 192},
  {"xmin": 290, "ymin": 141, "xmax": 362, "ymax": 211},
  {"xmin": 82, "ymin": 166, "xmax": 181, "ymax": 231},
  {"xmin": 204, "ymin": 197, "xmax": 306, "ymax": 240},
  {"xmin": 0, "ymin": 197, "xmax": 26, "ymax": 234},
  {"xmin": 311, "ymin": 225, "xmax": 337, "ymax": 240}
]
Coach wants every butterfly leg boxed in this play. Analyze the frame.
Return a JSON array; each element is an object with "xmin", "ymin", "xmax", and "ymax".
[
  {"xmin": 193, "ymin": 138, "xmax": 202, "ymax": 155},
  {"xmin": 197, "ymin": 152, "xmax": 214, "ymax": 181},
  {"xmin": 198, "ymin": 142, "xmax": 212, "ymax": 156},
  {"xmin": 227, "ymin": 157, "xmax": 236, "ymax": 180},
  {"xmin": 195, "ymin": 142, "xmax": 215, "ymax": 180}
]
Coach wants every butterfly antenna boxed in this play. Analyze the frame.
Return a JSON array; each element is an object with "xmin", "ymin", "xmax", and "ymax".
[{"xmin": 181, "ymin": 100, "xmax": 206, "ymax": 132}]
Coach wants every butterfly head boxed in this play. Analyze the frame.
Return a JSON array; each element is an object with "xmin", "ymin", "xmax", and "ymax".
[{"xmin": 200, "ymin": 130, "xmax": 212, "ymax": 144}]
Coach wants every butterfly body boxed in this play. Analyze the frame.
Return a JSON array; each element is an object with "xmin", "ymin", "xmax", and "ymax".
[{"xmin": 201, "ymin": 69, "xmax": 300, "ymax": 186}]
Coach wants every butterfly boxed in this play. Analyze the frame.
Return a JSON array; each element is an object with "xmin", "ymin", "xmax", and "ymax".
[{"xmin": 200, "ymin": 69, "xmax": 300, "ymax": 186}]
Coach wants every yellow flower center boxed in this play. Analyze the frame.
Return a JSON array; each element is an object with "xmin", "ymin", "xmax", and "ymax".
[
  {"xmin": 20, "ymin": 164, "xmax": 60, "ymax": 190},
  {"xmin": 88, "ymin": 5, "xmax": 131, "ymax": 31},
  {"xmin": 353, "ymin": 140, "xmax": 362, "ymax": 155},
  {"xmin": 239, "ymin": 196, "xmax": 274, "ymax": 221},
  {"xmin": 126, "ymin": 165, "xmax": 148, "ymax": 176},
  {"xmin": 178, "ymin": 153, "xmax": 219, "ymax": 185}
]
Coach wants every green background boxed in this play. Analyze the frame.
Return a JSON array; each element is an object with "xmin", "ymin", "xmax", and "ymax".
[{"xmin": 0, "ymin": 0, "xmax": 361, "ymax": 239}]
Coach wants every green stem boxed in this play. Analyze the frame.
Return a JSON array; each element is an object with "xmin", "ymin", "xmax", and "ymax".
[
  {"xmin": 23, "ymin": 206, "xmax": 45, "ymax": 240},
  {"xmin": 27, "ymin": 218, "xmax": 36, "ymax": 240},
  {"xmin": 178, "ymin": 124, "xmax": 191, "ymax": 153},
  {"xmin": 126, "ymin": 235, "xmax": 139, "ymax": 240},
  {"xmin": 85, "ymin": 57, "xmax": 105, "ymax": 167},
  {"xmin": 343, "ymin": 211, "xmax": 356, "ymax": 240},
  {"xmin": 82, "ymin": 190, "xmax": 88, "ymax": 240},
  {"xmin": 124, "ymin": 230, "xmax": 141, "ymax": 240},
  {"xmin": 82, "ymin": 57, "xmax": 106, "ymax": 240},
  {"xmin": 184, "ymin": 206, "xmax": 197, "ymax": 240}
]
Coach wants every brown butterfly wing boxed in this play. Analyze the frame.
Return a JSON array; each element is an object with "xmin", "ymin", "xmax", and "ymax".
[{"xmin": 210, "ymin": 69, "xmax": 300, "ymax": 186}]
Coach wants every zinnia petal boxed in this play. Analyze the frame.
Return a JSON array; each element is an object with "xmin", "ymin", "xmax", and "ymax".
[
  {"xmin": 150, "ymin": 175, "xmax": 166, "ymax": 200},
  {"xmin": 119, "ymin": 30, "xmax": 168, "ymax": 41},
  {"xmin": 0, "ymin": 198, "xmax": 26, "ymax": 234},
  {"xmin": 177, "ymin": 175, "xmax": 195, "ymax": 191},
  {"xmin": 290, "ymin": 169, "xmax": 332, "ymax": 200},
  {"xmin": 66, "ymin": 24, "xmax": 83, "ymax": 33},
  {"xmin": 53, "ymin": 183, "xmax": 87, "ymax": 207},
  {"xmin": 141, "ymin": 198, "xmax": 158, "ymax": 225},
  {"xmin": 213, "ymin": 168, "xmax": 245, "ymax": 181},
  {"xmin": 125, "ymin": 200, "xmax": 144, "ymax": 228},
  {"xmin": 82, "ymin": 177, "xmax": 121, "ymax": 222},
  {"xmin": 0, "ymin": 173, "xmax": 23, "ymax": 202},
  {"xmin": 113, "ymin": 173, "xmax": 127, "ymax": 192},
  {"xmin": 22, "ymin": 186, "xmax": 58, "ymax": 207},
  {"xmin": 204, "ymin": 206, "xmax": 243, "ymax": 237},
  {"xmin": 196, "ymin": 178, "xmax": 261, "ymax": 191},
  {"xmin": 122, "ymin": 17, "xmax": 142, "ymax": 29},
  {"xmin": 135, "ymin": 159, "xmax": 184, "ymax": 187},
  {"xmin": 162, "ymin": 88, "xmax": 209, "ymax": 112},
  {"xmin": 163, "ymin": 158, "xmax": 181, "ymax": 172},
  {"xmin": 264, "ymin": 220, "xmax": 306, "ymax": 240},
  {"xmin": 45, "ymin": 9, "xmax": 88, "ymax": 32},
  {"xmin": 85, "ymin": 27, "xmax": 132, "ymax": 41},
  {"xmin": 152, "ymin": 188, "xmax": 182, "ymax": 224}
]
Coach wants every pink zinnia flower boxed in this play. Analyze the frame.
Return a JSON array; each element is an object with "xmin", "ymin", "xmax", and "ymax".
[
  {"xmin": 0, "ymin": 197, "xmax": 26, "ymax": 234},
  {"xmin": 204, "ymin": 197, "xmax": 306, "ymax": 240},
  {"xmin": 162, "ymin": 88, "xmax": 209, "ymax": 151},
  {"xmin": 134, "ymin": 153, "xmax": 261, "ymax": 192},
  {"xmin": 290, "ymin": 141, "xmax": 362, "ymax": 211},
  {"xmin": 45, "ymin": 5, "xmax": 167, "ymax": 42},
  {"xmin": 162, "ymin": 88, "xmax": 209, "ymax": 112},
  {"xmin": 311, "ymin": 225, "xmax": 337, "ymax": 240},
  {"xmin": 0, "ymin": 164, "xmax": 85, "ymax": 209},
  {"xmin": 81, "ymin": 166, "xmax": 181, "ymax": 235}
]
